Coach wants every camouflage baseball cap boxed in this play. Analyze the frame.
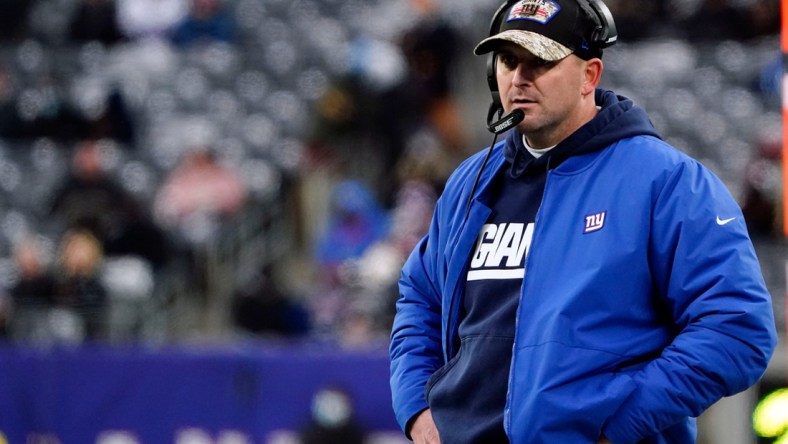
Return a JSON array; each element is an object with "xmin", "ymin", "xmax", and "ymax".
[{"xmin": 474, "ymin": 0, "xmax": 602, "ymax": 61}]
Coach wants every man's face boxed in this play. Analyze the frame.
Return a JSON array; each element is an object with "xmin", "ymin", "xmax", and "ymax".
[{"xmin": 495, "ymin": 42, "xmax": 592, "ymax": 148}]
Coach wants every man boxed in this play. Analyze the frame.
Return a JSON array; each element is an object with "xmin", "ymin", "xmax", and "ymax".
[{"xmin": 389, "ymin": 0, "xmax": 777, "ymax": 443}]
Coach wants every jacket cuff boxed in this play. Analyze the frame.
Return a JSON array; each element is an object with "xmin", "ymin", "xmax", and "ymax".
[{"xmin": 404, "ymin": 407, "xmax": 429, "ymax": 440}]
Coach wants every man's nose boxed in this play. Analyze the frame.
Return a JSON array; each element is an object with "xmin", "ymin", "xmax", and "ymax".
[{"xmin": 512, "ymin": 63, "xmax": 534, "ymax": 86}]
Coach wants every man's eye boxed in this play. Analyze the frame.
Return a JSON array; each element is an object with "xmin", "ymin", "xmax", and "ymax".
[
  {"xmin": 500, "ymin": 55, "xmax": 517, "ymax": 67},
  {"xmin": 499, "ymin": 54, "xmax": 552, "ymax": 70},
  {"xmin": 526, "ymin": 57, "xmax": 550, "ymax": 68},
  {"xmin": 529, "ymin": 58, "xmax": 556, "ymax": 70}
]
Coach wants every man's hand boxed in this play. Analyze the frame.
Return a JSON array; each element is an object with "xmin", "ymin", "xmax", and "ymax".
[
  {"xmin": 410, "ymin": 409, "xmax": 441, "ymax": 444},
  {"xmin": 597, "ymin": 436, "xmax": 613, "ymax": 444}
]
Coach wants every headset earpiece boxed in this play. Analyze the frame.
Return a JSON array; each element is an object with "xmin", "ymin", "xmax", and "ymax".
[
  {"xmin": 486, "ymin": 53, "xmax": 502, "ymax": 125},
  {"xmin": 485, "ymin": 0, "xmax": 518, "ymax": 124},
  {"xmin": 584, "ymin": 0, "xmax": 617, "ymax": 48}
]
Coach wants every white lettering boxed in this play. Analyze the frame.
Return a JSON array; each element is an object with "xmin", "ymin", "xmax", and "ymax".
[
  {"xmin": 585, "ymin": 215, "xmax": 595, "ymax": 228},
  {"xmin": 468, "ymin": 222, "xmax": 534, "ymax": 280},
  {"xmin": 490, "ymin": 223, "xmax": 524, "ymax": 267},
  {"xmin": 467, "ymin": 268, "xmax": 525, "ymax": 281},
  {"xmin": 471, "ymin": 224, "xmax": 499, "ymax": 268}
]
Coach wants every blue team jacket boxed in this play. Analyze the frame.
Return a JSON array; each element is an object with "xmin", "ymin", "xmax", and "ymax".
[{"xmin": 389, "ymin": 91, "xmax": 777, "ymax": 443}]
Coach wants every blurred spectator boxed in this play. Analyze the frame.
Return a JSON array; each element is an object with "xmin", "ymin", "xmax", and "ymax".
[
  {"xmin": 307, "ymin": 36, "xmax": 410, "ymax": 207},
  {"xmin": 68, "ymin": 0, "xmax": 125, "ymax": 46},
  {"xmin": 398, "ymin": 0, "xmax": 466, "ymax": 152},
  {"xmin": 313, "ymin": 0, "xmax": 469, "ymax": 205},
  {"xmin": 369, "ymin": 179, "xmax": 436, "ymax": 274},
  {"xmin": 152, "ymin": 146, "xmax": 248, "ymax": 301},
  {"xmin": 400, "ymin": 0, "xmax": 457, "ymax": 99},
  {"xmin": 308, "ymin": 180, "xmax": 390, "ymax": 340},
  {"xmin": 153, "ymin": 147, "xmax": 248, "ymax": 242},
  {"xmin": 50, "ymin": 139, "xmax": 170, "ymax": 269},
  {"xmin": 9, "ymin": 236, "xmax": 56, "ymax": 309},
  {"xmin": 116, "ymin": 0, "xmax": 189, "ymax": 41},
  {"xmin": 338, "ymin": 179, "xmax": 437, "ymax": 341},
  {"xmin": 170, "ymin": 0, "xmax": 236, "ymax": 48},
  {"xmin": 299, "ymin": 387, "xmax": 367, "ymax": 444},
  {"xmin": 51, "ymin": 228, "xmax": 108, "ymax": 341},
  {"xmin": 50, "ymin": 139, "xmax": 134, "ymax": 236},
  {"xmin": 231, "ymin": 265, "xmax": 310, "ymax": 338},
  {"xmin": 6, "ymin": 236, "xmax": 56, "ymax": 342},
  {"xmin": 0, "ymin": 0, "xmax": 32, "ymax": 43},
  {"xmin": 314, "ymin": 180, "xmax": 389, "ymax": 280}
]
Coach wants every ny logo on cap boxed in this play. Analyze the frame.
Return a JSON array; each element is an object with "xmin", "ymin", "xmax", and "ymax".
[{"xmin": 509, "ymin": 0, "xmax": 560, "ymax": 24}]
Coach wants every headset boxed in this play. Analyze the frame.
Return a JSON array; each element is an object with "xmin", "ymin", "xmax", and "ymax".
[{"xmin": 484, "ymin": 0, "xmax": 618, "ymax": 130}]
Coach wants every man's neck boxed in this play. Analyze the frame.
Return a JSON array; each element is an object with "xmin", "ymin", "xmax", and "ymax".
[{"xmin": 522, "ymin": 134, "xmax": 556, "ymax": 158}]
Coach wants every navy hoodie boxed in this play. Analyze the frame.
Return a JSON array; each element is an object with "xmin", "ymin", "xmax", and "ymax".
[{"xmin": 423, "ymin": 90, "xmax": 660, "ymax": 443}]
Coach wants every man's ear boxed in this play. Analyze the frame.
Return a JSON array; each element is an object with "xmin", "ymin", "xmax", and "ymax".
[{"xmin": 582, "ymin": 58, "xmax": 603, "ymax": 96}]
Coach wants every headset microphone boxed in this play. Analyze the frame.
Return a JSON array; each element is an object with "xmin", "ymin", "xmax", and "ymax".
[{"xmin": 487, "ymin": 108, "xmax": 524, "ymax": 135}]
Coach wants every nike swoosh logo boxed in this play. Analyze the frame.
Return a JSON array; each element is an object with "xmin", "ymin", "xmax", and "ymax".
[{"xmin": 716, "ymin": 216, "xmax": 736, "ymax": 226}]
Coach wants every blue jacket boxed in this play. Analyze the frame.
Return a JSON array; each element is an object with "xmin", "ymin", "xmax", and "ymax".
[{"xmin": 389, "ymin": 90, "xmax": 777, "ymax": 443}]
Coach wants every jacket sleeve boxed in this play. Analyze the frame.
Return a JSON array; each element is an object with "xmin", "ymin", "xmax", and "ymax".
[
  {"xmin": 603, "ymin": 160, "xmax": 777, "ymax": 443},
  {"xmin": 389, "ymin": 197, "xmax": 446, "ymax": 433}
]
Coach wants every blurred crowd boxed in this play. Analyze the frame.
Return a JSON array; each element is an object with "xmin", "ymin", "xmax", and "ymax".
[{"xmin": 0, "ymin": 0, "xmax": 782, "ymax": 349}]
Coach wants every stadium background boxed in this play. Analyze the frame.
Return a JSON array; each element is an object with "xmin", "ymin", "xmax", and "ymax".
[{"xmin": 0, "ymin": 0, "xmax": 784, "ymax": 443}]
